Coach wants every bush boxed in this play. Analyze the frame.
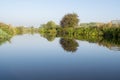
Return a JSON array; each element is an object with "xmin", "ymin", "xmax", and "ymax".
[{"xmin": 0, "ymin": 23, "xmax": 15, "ymax": 36}]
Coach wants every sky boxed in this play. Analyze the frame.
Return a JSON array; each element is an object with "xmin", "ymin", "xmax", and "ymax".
[{"xmin": 0, "ymin": 0, "xmax": 120, "ymax": 27}]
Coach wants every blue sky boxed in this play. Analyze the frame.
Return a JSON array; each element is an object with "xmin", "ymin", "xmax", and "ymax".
[{"xmin": 0, "ymin": 0, "xmax": 120, "ymax": 27}]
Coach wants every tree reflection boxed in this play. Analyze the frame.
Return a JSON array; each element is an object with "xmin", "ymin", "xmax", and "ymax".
[
  {"xmin": 0, "ymin": 38, "xmax": 11, "ymax": 46},
  {"xmin": 40, "ymin": 33, "xmax": 56, "ymax": 42},
  {"xmin": 60, "ymin": 38, "xmax": 79, "ymax": 53}
]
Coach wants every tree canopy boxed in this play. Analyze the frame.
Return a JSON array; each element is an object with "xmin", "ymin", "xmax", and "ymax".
[
  {"xmin": 41, "ymin": 21, "xmax": 57, "ymax": 29},
  {"xmin": 60, "ymin": 13, "xmax": 79, "ymax": 28}
]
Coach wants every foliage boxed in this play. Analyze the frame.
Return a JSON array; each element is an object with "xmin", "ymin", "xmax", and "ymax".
[
  {"xmin": 0, "ymin": 22, "xmax": 15, "ymax": 36},
  {"xmin": 15, "ymin": 26, "xmax": 38, "ymax": 35},
  {"xmin": 80, "ymin": 22, "xmax": 98, "ymax": 27},
  {"xmin": 60, "ymin": 13, "xmax": 79, "ymax": 28},
  {"xmin": 57, "ymin": 27, "xmax": 74, "ymax": 38},
  {"xmin": 74, "ymin": 27, "xmax": 103, "ymax": 36},
  {"xmin": 100, "ymin": 27, "xmax": 120, "ymax": 38},
  {"xmin": 41, "ymin": 21, "xmax": 57, "ymax": 29},
  {"xmin": 0, "ymin": 28, "xmax": 12, "ymax": 46},
  {"xmin": 39, "ymin": 21, "xmax": 58, "ymax": 37}
]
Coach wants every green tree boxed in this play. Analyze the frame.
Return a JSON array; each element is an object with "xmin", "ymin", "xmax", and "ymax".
[
  {"xmin": 15, "ymin": 26, "xmax": 24, "ymax": 35},
  {"xmin": 60, "ymin": 13, "xmax": 79, "ymax": 28},
  {"xmin": 0, "ymin": 23, "xmax": 15, "ymax": 36},
  {"xmin": 46, "ymin": 21, "xmax": 57, "ymax": 29},
  {"xmin": 41, "ymin": 21, "xmax": 57, "ymax": 29}
]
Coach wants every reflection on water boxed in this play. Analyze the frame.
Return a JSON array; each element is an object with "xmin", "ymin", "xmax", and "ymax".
[
  {"xmin": 0, "ymin": 38, "xmax": 11, "ymax": 46},
  {"xmin": 110, "ymin": 47, "xmax": 120, "ymax": 51},
  {"xmin": 0, "ymin": 34, "xmax": 120, "ymax": 80},
  {"xmin": 0, "ymin": 33, "xmax": 120, "ymax": 52},
  {"xmin": 60, "ymin": 38, "xmax": 79, "ymax": 52}
]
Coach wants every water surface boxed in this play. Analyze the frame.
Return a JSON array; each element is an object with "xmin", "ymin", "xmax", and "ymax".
[{"xmin": 0, "ymin": 34, "xmax": 120, "ymax": 80}]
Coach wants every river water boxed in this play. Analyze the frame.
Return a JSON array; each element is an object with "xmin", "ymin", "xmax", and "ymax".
[{"xmin": 0, "ymin": 34, "xmax": 120, "ymax": 80}]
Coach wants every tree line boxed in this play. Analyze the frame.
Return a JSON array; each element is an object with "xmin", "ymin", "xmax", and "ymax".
[
  {"xmin": 0, "ymin": 13, "xmax": 120, "ymax": 52},
  {"xmin": 39, "ymin": 13, "xmax": 120, "ymax": 40}
]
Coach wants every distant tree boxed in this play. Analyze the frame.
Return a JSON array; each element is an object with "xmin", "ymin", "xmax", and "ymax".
[
  {"xmin": 15, "ymin": 26, "xmax": 24, "ymax": 35},
  {"xmin": 0, "ymin": 22, "xmax": 15, "ymax": 35},
  {"xmin": 41, "ymin": 21, "xmax": 57, "ymax": 29},
  {"xmin": 47, "ymin": 21, "xmax": 57, "ymax": 28},
  {"xmin": 107, "ymin": 22, "xmax": 112, "ymax": 27},
  {"xmin": 60, "ymin": 13, "xmax": 79, "ymax": 28}
]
